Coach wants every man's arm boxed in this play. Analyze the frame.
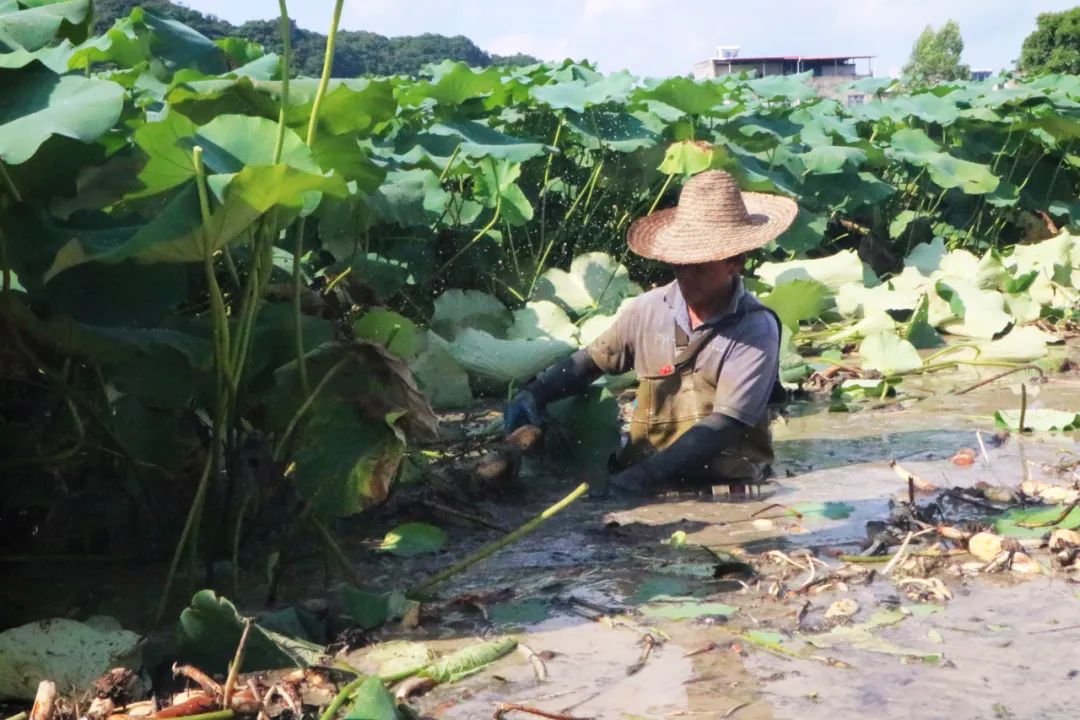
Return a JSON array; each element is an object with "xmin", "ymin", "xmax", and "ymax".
[
  {"xmin": 525, "ymin": 349, "xmax": 604, "ymax": 405},
  {"xmin": 635, "ymin": 412, "xmax": 746, "ymax": 482}
]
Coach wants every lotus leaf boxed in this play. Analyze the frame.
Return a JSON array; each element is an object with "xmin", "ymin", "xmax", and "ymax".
[
  {"xmin": 420, "ymin": 637, "xmax": 518, "ymax": 683},
  {"xmin": 410, "ymin": 331, "xmax": 473, "ymax": 410},
  {"xmin": 0, "ymin": 66, "xmax": 124, "ymax": 165},
  {"xmin": 0, "ymin": 0, "xmax": 91, "ymax": 53},
  {"xmin": 448, "ymin": 328, "xmax": 574, "ymax": 389},
  {"xmin": 378, "ymin": 522, "xmax": 448, "ymax": 556},
  {"xmin": 344, "ymin": 677, "xmax": 398, "ymax": 720},
  {"xmin": 859, "ymin": 332, "xmax": 923, "ymax": 375},
  {"xmin": 761, "ymin": 278, "xmax": 828, "ymax": 329},
  {"xmin": 507, "ymin": 300, "xmax": 578, "ymax": 343},
  {"xmin": 533, "ymin": 251, "xmax": 641, "ymax": 316},
  {"xmin": 757, "ymin": 250, "xmax": 870, "ymax": 290},
  {"xmin": 994, "ymin": 408, "xmax": 1080, "ymax": 433},
  {"xmin": 431, "ymin": 289, "xmax": 511, "ymax": 339},
  {"xmin": 0, "ymin": 617, "xmax": 141, "ymax": 700},
  {"xmin": 353, "ymin": 309, "xmax": 420, "ymax": 359}
]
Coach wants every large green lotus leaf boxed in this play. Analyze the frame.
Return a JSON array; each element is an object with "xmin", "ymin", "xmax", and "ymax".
[
  {"xmin": 830, "ymin": 311, "xmax": 897, "ymax": 342},
  {"xmin": 130, "ymin": 110, "xmax": 198, "ymax": 197},
  {"xmin": 471, "ymin": 157, "xmax": 533, "ymax": 226},
  {"xmin": 193, "ymin": 114, "xmax": 319, "ymax": 175},
  {"xmin": 756, "ymin": 250, "xmax": 871, "ymax": 290},
  {"xmin": 297, "ymin": 79, "xmax": 396, "ymax": 137},
  {"xmin": 0, "ymin": 65, "xmax": 123, "ymax": 165},
  {"xmin": 0, "ymin": 41, "xmax": 73, "ymax": 72},
  {"xmin": 889, "ymin": 209, "xmax": 921, "ymax": 240},
  {"xmin": 859, "ymin": 332, "xmax": 922, "ymax": 375},
  {"xmin": 353, "ymin": 309, "xmax": 420, "ymax": 360},
  {"xmin": 577, "ymin": 296, "xmax": 635, "ymax": 346},
  {"xmin": 290, "ymin": 399, "xmax": 406, "ymax": 516},
  {"xmin": 344, "ymin": 677, "xmax": 398, "ymax": 720},
  {"xmin": 532, "ymin": 251, "xmax": 642, "ymax": 317},
  {"xmin": 409, "ymin": 331, "xmax": 472, "ymax": 410},
  {"xmin": 775, "ymin": 209, "xmax": 828, "ymax": 253},
  {"xmin": 0, "ymin": 0, "xmax": 91, "ymax": 52},
  {"xmin": 925, "ymin": 154, "xmax": 999, "ymax": 194},
  {"xmin": 748, "ymin": 72, "xmax": 816, "ymax": 102},
  {"xmin": 47, "ymin": 165, "xmax": 346, "ymax": 276},
  {"xmin": 930, "ymin": 249, "xmax": 1008, "ymax": 290},
  {"xmin": 904, "ymin": 237, "xmax": 947, "ymax": 275},
  {"xmin": 178, "ymin": 590, "xmax": 320, "ymax": 675},
  {"xmin": 633, "ymin": 76, "xmax": 728, "ymax": 116},
  {"xmin": 430, "ymin": 289, "xmax": 511, "ymax": 340},
  {"xmin": 448, "ymin": 328, "xmax": 574, "ymax": 389},
  {"xmin": 427, "ymin": 120, "xmax": 547, "ymax": 163},
  {"xmin": 565, "ymin": 110, "xmax": 657, "ymax": 153},
  {"xmin": 935, "ymin": 281, "xmax": 1013, "ymax": 339},
  {"xmin": 309, "ymin": 134, "xmax": 386, "ymax": 194},
  {"xmin": 369, "ymin": 168, "xmax": 450, "ymax": 227},
  {"xmin": 888, "ymin": 93, "xmax": 961, "ymax": 125},
  {"xmin": 835, "ymin": 282, "xmax": 920, "ymax": 319},
  {"xmin": 0, "ymin": 617, "xmax": 141, "ymax": 700},
  {"xmin": 69, "ymin": 7, "xmax": 225, "ymax": 78},
  {"xmin": 994, "ymin": 409, "xmax": 1080, "ymax": 433},
  {"xmin": 395, "ymin": 61, "xmax": 501, "ymax": 107},
  {"xmin": 761, "ymin": 279, "xmax": 828, "ymax": 329},
  {"xmin": 545, "ymin": 386, "xmax": 620, "ymax": 474},
  {"xmin": 905, "ymin": 293, "xmax": 944, "ymax": 349},
  {"xmin": 507, "ymin": 300, "xmax": 578, "ymax": 344},
  {"xmin": 1004, "ymin": 291, "xmax": 1043, "ymax": 324},
  {"xmin": 795, "ymin": 145, "xmax": 866, "ymax": 175},
  {"xmin": 979, "ymin": 326, "xmax": 1056, "ymax": 362},
  {"xmin": 658, "ymin": 140, "xmax": 727, "ymax": 175},
  {"xmin": 531, "ymin": 71, "xmax": 637, "ymax": 112},
  {"xmin": 1007, "ymin": 233, "xmax": 1074, "ymax": 283}
]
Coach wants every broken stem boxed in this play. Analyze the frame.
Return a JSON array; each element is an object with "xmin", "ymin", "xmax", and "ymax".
[
  {"xmin": 496, "ymin": 704, "xmax": 592, "ymax": 720},
  {"xmin": 409, "ymin": 483, "xmax": 589, "ymax": 596},
  {"xmin": 222, "ymin": 618, "xmax": 253, "ymax": 709},
  {"xmin": 317, "ymin": 676, "xmax": 367, "ymax": 720},
  {"xmin": 1017, "ymin": 498, "xmax": 1080, "ymax": 529},
  {"xmin": 1019, "ymin": 382, "xmax": 1028, "ymax": 434}
]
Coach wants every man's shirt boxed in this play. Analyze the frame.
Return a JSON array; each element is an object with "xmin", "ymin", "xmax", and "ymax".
[{"xmin": 585, "ymin": 278, "xmax": 780, "ymax": 427}]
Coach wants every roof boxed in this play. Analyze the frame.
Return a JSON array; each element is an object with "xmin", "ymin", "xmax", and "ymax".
[{"xmin": 710, "ymin": 55, "xmax": 874, "ymax": 62}]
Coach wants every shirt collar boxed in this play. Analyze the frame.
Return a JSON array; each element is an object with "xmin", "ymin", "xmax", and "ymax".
[{"xmin": 665, "ymin": 276, "xmax": 747, "ymax": 333}]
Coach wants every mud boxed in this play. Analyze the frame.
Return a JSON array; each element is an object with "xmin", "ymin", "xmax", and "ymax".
[{"xmin": 6, "ymin": 365, "xmax": 1080, "ymax": 720}]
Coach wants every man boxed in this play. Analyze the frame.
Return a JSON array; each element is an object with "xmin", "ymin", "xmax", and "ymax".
[{"xmin": 504, "ymin": 170, "xmax": 798, "ymax": 496}]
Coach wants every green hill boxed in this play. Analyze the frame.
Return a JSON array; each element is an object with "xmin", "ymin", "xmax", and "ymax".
[{"xmin": 92, "ymin": 0, "xmax": 540, "ymax": 76}]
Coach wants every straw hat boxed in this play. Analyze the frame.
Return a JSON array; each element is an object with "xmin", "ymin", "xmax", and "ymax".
[{"xmin": 627, "ymin": 170, "xmax": 798, "ymax": 264}]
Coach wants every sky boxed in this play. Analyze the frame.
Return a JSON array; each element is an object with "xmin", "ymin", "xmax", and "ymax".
[{"xmin": 179, "ymin": 0, "xmax": 1077, "ymax": 79}]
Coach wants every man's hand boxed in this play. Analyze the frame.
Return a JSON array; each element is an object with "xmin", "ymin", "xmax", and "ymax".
[{"xmin": 503, "ymin": 389, "xmax": 543, "ymax": 435}]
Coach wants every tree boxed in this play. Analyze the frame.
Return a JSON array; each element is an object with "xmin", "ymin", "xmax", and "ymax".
[
  {"xmin": 902, "ymin": 20, "xmax": 970, "ymax": 84},
  {"xmin": 93, "ymin": 0, "xmax": 539, "ymax": 77},
  {"xmin": 1019, "ymin": 7, "xmax": 1080, "ymax": 76}
]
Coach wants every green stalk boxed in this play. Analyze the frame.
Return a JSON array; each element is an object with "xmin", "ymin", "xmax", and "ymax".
[
  {"xmin": 432, "ymin": 196, "xmax": 501, "ymax": 280},
  {"xmin": 290, "ymin": 0, "xmax": 344, "ymax": 397},
  {"xmin": 156, "ymin": 147, "xmax": 234, "ymax": 624},
  {"xmin": 0, "ymin": 162, "xmax": 21, "ymax": 203},
  {"xmin": 527, "ymin": 162, "xmax": 604, "ymax": 297},
  {"xmin": 648, "ymin": 173, "xmax": 675, "ymax": 214},
  {"xmin": 409, "ymin": 482, "xmax": 589, "ymax": 596},
  {"xmin": 272, "ymin": 0, "xmax": 292, "ymax": 164},
  {"xmin": 318, "ymin": 676, "xmax": 368, "ymax": 720},
  {"xmin": 537, "ymin": 116, "xmax": 564, "ymax": 256},
  {"xmin": 272, "ymin": 354, "xmax": 352, "ymax": 461}
]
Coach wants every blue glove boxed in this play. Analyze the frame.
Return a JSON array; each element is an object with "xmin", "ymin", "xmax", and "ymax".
[
  {"xmin": 504, "ymin": 389, "xmax": 543, "ymax": 435},
  {"xmin": 590, "ymin": 463, "xmax": 654, "ymax": 499}
]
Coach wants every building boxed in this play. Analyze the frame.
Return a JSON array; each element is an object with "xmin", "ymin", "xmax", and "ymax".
[
  {"xmin": 970, "ymin": 68, "xmax": 994, "ymax": 82},
  {"xmin": 694, "ymin": 46, "xmax": 875, "ymax": 106}
]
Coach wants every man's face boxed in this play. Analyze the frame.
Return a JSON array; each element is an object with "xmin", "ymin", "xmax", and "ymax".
[{"xmin": 673, "ymin": 256, "xmax": 743, "ymax": 307}]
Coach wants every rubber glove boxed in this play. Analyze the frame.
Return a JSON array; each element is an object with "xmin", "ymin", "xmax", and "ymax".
[{"xmin": 503, "ymin": 389, "xmax": 543, "ymax": 435}]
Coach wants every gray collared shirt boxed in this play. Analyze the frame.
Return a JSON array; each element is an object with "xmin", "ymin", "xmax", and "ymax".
[{"xmin": 586, "ymin": 277, "xmax": 780, "ymax": 426}]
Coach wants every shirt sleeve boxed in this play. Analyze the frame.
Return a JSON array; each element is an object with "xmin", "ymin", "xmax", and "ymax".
[
  {"xmin": 711, "ymin": 311, "xmax": 780, "ymax": 426},
  {"xmin": 584, "ymin": 298, "xmax": 639, "ymax": 375}
]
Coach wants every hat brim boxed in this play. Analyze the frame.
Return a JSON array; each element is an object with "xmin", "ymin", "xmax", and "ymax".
[{"xmin": 627, "ymin": 192, "xmax": 799, "ymax": 265}]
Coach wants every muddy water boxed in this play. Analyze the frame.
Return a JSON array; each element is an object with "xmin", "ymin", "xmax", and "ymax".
[{"xmin": 373, "ymin": 371, "xmax": 1080, "ymax": 720}]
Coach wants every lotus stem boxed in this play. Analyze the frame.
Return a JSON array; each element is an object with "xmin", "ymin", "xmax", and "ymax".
[
  {"xmin": 409, "ymin": 482, "xmax": 589, "ymax": 596},
  {"xmin": 433, "ymin": 194, "xmax": 501, "ymax": 280},
  {"xmin": 648, "ymin": 172, "xmax": 675, "ymax": 214},
  {"xmin": 272, "ymin": 0, "xmax": 292, "ymax": 164},
  {"xmin": 317, "ymin": 676, "xmax": 367, "ymax": 720},
  {"xmin": 0, "ymin": 161, "xmax": 21, "ymax": 203},
  {"xmin": 273, "ymin": 354, "xmax": 353, "ymax": 462}
]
